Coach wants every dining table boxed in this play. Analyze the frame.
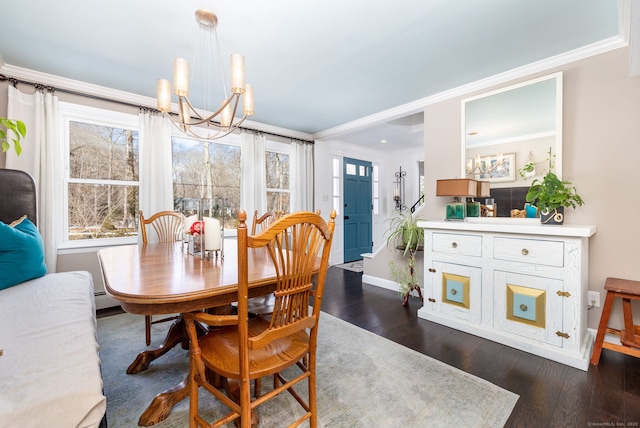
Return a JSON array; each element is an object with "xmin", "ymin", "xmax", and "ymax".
[{"xmin": 97, "ymin": 239, "xmax": 282, "ymax": 426}]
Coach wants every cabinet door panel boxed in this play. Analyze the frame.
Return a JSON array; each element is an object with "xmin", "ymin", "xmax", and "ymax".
[
  {"xmin": 494, "ymin": 270, "xmax": 564, "ymax": 347},
  {"xmin": 432, "ymin": 261, "xmax": 482, "ymax": 323}
]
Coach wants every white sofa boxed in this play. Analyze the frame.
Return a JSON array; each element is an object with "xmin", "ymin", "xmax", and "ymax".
[{"xmin": 0, "ymin": 271, "xmax": 106, "ymax": 428}]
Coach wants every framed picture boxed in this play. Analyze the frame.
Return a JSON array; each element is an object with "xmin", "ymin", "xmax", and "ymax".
[{"xmin": 467, "ymin": 153, "xmax": 515, "ymax": 182}]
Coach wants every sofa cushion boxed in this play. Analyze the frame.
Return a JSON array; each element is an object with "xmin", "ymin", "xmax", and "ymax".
[{"xmin": 0, "ymin": 215, "xmax": 47, "ymax": 290}]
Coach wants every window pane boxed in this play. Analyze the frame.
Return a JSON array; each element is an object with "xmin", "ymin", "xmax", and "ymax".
[
  {"xmin": 266, "ymin": 152, "xmax": 289, "ymax": 189},
  {"xmin": 172, "ymin": 137, "xmax": 241, "ymax": 226},
  {"xmin": 333, "ymin": 177, "xmax": 340, "ymax": 196},
  {"xmin": 69, "ymin": 122, "xmax": 139, "ymax": 181},
  {"xmin": 267, "ymin": 191, "xmax": 290, "ymax": 213},
  {"xmin": 332, "ymin": 158, "xmax": 340, "ymax": 176},
  {"xmin": 68, "ymin": 183, "xmax": 138, "ymax": 240},
  {"xmin": 346, "ymin": 163, "xmax": 356, "ymax": 175}
]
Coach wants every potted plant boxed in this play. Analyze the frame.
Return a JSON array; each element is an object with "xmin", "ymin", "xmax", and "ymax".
[
  {"xmin": 385, "ymin": 209, "xmax": 424, "ymax": 256},
  {"xmin": 0, "ymin": 117, "xmax": 27, "ymax": 155},
  {"xmin": 525, "ymin": 154, "xmax": 584, "ymax": 225},
  {"xmin": 385, "ymin": 209, "xmax": 425, "ymax": 304}
]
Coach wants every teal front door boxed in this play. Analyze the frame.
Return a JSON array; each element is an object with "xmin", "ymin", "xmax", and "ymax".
[{"xmin": 343, "ymin": 157, "xmax": 372, "ymax": 262}]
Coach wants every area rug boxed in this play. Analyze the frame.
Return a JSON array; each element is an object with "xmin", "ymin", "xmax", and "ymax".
[
  {"xmin": 97, "ymin": 312, "xmax": 518, "ymax": 427},
  {"xmin": 334, "ymin": 260, "xmax": 364, "ymax": 273}
]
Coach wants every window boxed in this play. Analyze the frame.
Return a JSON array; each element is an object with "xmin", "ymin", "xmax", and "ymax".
[
  {"xmin": 265, "ymin": 150, "xmax": 290, "ymax": 213},
  {"xmin": 372, "ymin": 164, "xmax": 379, "ymax": 215},
  {"xmin": 61, "ymin": 103, "xmax": 139, "ymax": 243},
  {"xmin": 332, "ymin": 157, "xmax": 340, "ymax": 215},
  {"xmin": 172, "ymin": 136, "xmax": 241, "ymax": 228}
]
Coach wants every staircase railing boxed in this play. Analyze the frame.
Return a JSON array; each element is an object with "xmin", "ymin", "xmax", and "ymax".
[{"xmin": 410, "ymin": 194, "xmax": 425, "ymax": 213}]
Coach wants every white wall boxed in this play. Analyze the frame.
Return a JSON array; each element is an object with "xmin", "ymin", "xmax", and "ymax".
[{"xmin": 313, "ymin": 139, "xmax": 423, "ymax": 264}]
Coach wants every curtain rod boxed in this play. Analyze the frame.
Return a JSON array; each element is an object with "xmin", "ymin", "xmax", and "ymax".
[{"xmin": 0, "ymin": 74, "xmax": 314, "ymax": 144}]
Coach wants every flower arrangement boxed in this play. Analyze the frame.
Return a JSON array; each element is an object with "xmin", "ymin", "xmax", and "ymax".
[{"xmin": 189, "ymin": 221, "xmax": 204, "ymax": 236}]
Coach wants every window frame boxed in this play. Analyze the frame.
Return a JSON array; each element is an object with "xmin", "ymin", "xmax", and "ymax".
[
  {"xmin": 58, "ymin": 102, "xmax": 140, "ymax": 249},
  {"xmin": 265, "ymin": 140, "xmax": 292, "ymax": 213}
]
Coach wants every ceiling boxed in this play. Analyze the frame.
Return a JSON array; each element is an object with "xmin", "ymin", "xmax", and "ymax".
[{"xmin": 0, "ymin": 1, "xmax": 623, "ymax": 151}]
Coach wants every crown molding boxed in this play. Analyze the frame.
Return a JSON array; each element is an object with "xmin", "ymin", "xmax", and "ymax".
[
  {"xmin": 0, "ymin": 64, "xmax": 313, "ymax": 142},
  {"xmin": 314, "ymin": 35, "xmax": 628, "ymax": 141}
]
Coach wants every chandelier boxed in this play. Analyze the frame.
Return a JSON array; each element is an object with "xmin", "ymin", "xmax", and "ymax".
[{"xmin": 156, "ymin": 9, "xmax": 254, "ymax": 140}]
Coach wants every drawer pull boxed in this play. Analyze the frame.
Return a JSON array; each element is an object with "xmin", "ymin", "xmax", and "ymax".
[
  {"xmin": 428, "ymin": 268, "xmax": 436, "ymax": 273},
  {"xmin": 450, "ymin": 289, "xmax": 458, "ymax": 295},
  {"xmin": 519, "ymin": 304, "xmax": 528, "ymax": 312},
  {"xmin": 428, "ymin": 298, "xmax": 436, "ymax": 303},
  {"xmin": 555, "ymin": 331, "xmax": 570, "ymax": 339},
  {"xmin": 451, "ymin": 242, "xmax": 458, "ymax": 248},
  {"xmin": 521, "ymin": 248, "xmax": 529, "ymax": 256}
]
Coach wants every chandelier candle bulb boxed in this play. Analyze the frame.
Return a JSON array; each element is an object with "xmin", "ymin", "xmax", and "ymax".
[
  {"xmin": 173, "ymin": 58, "xmax": 189, "ymax": 97},
  {"xmin": 243, "ymin": 84, "xmax": 254, "ymax": 116},
  {"xmin": 156, "ymin": 79, "xmax": 171, "ymax": 112},
  {"xmin": 230, "ymin": 54, "xmax": 245, "ymax": 94}
]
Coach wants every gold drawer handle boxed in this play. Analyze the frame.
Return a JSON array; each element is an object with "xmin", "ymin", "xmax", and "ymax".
[
  {"xmin": 519, "ymin": 304, "xmax": 528, "ymax": 312},
  {"xmin": 521, "ymin": 248, "xmax": 529, "ymax": 256},
  {"xmin": 428, "ymin": 298, "xmax": 436, "ymax": 303},
  {"xmin": 451, "ymin": 242, "xmax": 458, "ymax": 248}
]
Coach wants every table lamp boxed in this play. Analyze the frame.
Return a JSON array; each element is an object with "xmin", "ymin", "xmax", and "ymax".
[{"xmin": 436, "ymin": 178, "xmax": 480, "ymax": 220}]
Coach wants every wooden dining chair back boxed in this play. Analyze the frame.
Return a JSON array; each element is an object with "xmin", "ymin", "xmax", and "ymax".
[
  {"xmin": 139, "ymin": 210, "xmax": 185, "ymax": 345},
  {"xmin": 251, "ymin": 210, "xmax": 278, "ymax": 235},
  {"xmin": 184, "ymin": 209, "xmax": 336, "ymax": 428},
  {"xmin": 139, "ymin": 210, "xmax": 184, "ymax": 245}
]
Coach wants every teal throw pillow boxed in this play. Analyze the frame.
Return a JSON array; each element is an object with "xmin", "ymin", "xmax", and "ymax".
[{"xmin": 0, "ymin": 216, "xmax": 47, "ymax": 290}]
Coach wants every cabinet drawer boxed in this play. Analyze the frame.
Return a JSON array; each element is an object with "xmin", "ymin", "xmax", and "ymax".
[
  {"xmin": 493, "ymin": 237, "xmax": 564, "ymax": 267},
  {"xmin": 432, "ymin": 233, "xmax": 482, "ymax": 257}
]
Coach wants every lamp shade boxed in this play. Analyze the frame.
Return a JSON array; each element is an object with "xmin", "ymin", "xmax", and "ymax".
[
  {"xmin": 436, "ymin": 179, "xmax": 478, "ymax": 197},
  {"xmin": 476, "ymin": 181, "xmax": 491, "ymax": 197}
]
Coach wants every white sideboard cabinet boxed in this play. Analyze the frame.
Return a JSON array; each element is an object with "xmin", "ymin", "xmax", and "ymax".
[{"xmin": 416, "ymin": 218, "xmax": 596, "ymax": 370}]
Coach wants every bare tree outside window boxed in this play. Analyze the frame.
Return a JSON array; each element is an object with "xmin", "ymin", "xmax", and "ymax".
[
  {"xmin": 266, "ymin": 151, "xmax": 290, "ymax": 213},
  {"xmin": 68, "ymin": 121, "xmax": 139, "ymax": 240},
  {"xmin": 172, "ymin": 137, "xmax": 241, "ymax": 229}
]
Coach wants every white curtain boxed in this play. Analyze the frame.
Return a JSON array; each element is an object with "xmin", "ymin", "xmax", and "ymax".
[
  {"xmin": 291, "ymin": 140, "xmax": 314, "ymax": 212},
  {"xmin": 6, "ymin": 86, "xmax": 61, "ymax": 273},
  {"xmin": 138, "ymin": 111, "xmax": 173, "ymax": 244},
  {"xmin": 240, "ymin": 130, "xmax": 266, "ymax": 221}
]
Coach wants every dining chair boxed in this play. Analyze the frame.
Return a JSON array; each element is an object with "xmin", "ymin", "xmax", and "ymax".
[
  {"xmin": 246, "ymin": 210, "xmax": 283, "ymax": 318},
  {"xmin": 139, "ymin": 210, "xmax": 185, "ymax": 346},
  {"xmin": 184, "ymin": 209, "xmax": 336, "ymax": 428},
  {"xmin": 250, "ymin": 210, "xmax": 277, "ymax": 234}
]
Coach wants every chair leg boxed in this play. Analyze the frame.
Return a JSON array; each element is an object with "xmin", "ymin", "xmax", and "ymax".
[
  {"xmin": 622, "ymin": 298, "xmax": 640, "ymax": 348},
  {"xmin": 591, "ymin": 291, "xmax": 615, "ymax": 365},
  {"xmin": 145, "ymin": 315, "xmax": 152, "ymax": 346},
  {"xmin": 189, "ymin": 358, "xmax": 199, "ymax": 428}
]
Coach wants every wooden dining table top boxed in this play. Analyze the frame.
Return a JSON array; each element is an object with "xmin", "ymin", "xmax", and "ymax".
[{"xmin": 98, "ymin": 240, "xmax": 280, "ymax": 316}]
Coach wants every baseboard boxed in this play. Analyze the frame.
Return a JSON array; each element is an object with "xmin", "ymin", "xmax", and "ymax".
[{"xmin": 362, "ymin": 274, "xmax": 421, "ymax": 297}]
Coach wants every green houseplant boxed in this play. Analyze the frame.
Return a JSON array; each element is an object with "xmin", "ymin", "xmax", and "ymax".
[
  {"xmin": 385, "ymin": 209, "xmax": 424, "ymax": 302},
  {"xmin": 385, "ymin": 209, "xmax": 424, "ymax": 256},
  {"xmin": 525, "ymin": 154, "xmax": 584, "ymax": 224},
  {"xmin": 0, "ymin": 117, "xmax": 27, "ymax": 155}
]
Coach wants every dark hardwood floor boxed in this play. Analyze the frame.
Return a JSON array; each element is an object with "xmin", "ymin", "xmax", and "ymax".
[{"xmin": 98, "ymin": 266, "xmax": 640, "ymax": 427}]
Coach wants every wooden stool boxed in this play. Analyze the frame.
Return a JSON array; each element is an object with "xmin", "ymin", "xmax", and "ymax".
[{"xmin": 590, "ymin": 277, "xmax": 640, "ymax": 365}]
